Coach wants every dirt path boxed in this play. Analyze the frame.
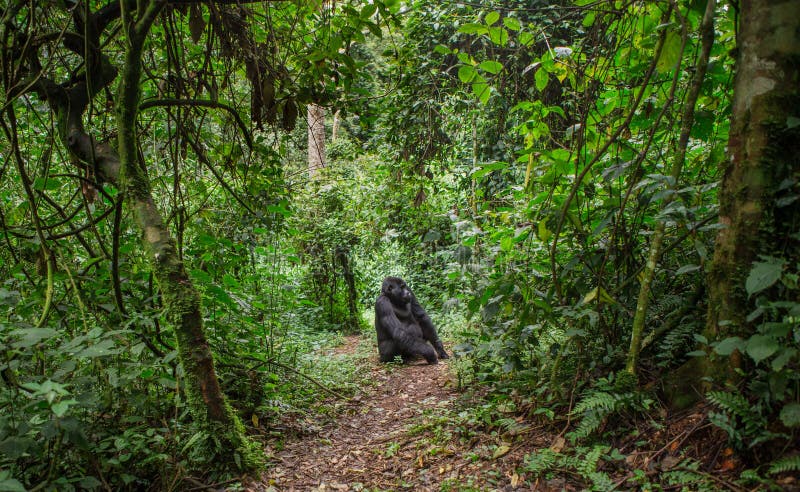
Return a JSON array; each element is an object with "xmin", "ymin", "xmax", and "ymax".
[
  {"xmin": 248, "ymin": 335, "xmax": 546, "ymax": 491},
  {"xmin": 255, "ymin": 336, "xmax": 458, "ymax": 490}
]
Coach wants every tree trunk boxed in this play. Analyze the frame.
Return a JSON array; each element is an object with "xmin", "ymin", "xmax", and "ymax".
[
  {"xmin": 704, "ymin": 0, "xmax": 800, "ymax": 385},
  {"xmin": 27, "ymin": 0, "xmax": 261, "ymax": 468},
  {"xmin": 331, "ymin": 109, "xmax": 341, "ymax": 142},
  {"xmin": 307, "ymin": 103, "xmax": 326, "ymax": 179},
  {"xmin": 625, "ymin": 0, "xmax": 715, "ymax": 376}
]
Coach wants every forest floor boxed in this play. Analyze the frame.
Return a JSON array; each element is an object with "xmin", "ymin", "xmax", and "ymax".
[
  {"xmin": 243, "ymin": 336, "xmax": 774, "ymax": 492},
  {"xmin": 248, "ymin": 335, "xmax": 557, "ymax": 491}
]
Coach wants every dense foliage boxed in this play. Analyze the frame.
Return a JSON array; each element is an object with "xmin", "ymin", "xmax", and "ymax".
[{"xmin": 1, "ymin": 0, "xmax": 798, "ymax": 490}]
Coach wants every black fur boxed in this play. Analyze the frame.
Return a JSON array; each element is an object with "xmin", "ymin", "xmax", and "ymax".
[{"xmin": 374, "ymin": 276, "xmax": 449, "ymax": 364}]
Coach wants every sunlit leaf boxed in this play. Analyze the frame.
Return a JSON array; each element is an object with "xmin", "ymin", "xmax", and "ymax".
[
  {"xmin": 458, "ymin": 65, "xmax": 476, "ymax": 83},
  {"xmin": 503, "ymin": 17, "xmax": 521, "ymax": 31},
  {"xmin": 479, "ymin": 60, "xmax": 503, "ymax": 74},
  {"xmin": 656, "ymin": 31, "xmax": 682, "ymax": 73},
  {"xmin": 485, "ymin": 11, "xmax": 500, "ymax": 26}
]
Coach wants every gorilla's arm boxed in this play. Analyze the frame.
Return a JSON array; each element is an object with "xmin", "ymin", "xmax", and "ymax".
[
  {"xmin": 409, "ymin": 293, "xmax": 449, "ymax": 359},
  {"xmin": 376, "ymin": 295, "xmax": 438, "ymax": 363}
]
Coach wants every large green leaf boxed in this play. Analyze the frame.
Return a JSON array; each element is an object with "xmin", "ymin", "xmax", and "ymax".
[
  {"xmin": 458, "ymin": 65, "xmax": 476, "ymax": 83},
  {"xmin": 535, "ymin": 69, "xmax": 549, "ymax": 91},
  {"xmin": 779, "ymin": 402, "xmax": 800, "ymax": 428},
  {"xmin": 479, "ymin": 60, "xmax": 503, "ymax": 74},
  {"xmin": 745, "ymin": 258, "xmax": 784, "ymax": 295},
  {"xmin": 713, "ymin": 336, "xmax": 743, "ymax": 356},
  {"xmin": 745, "ymin": 335, "xmax": 779, "ymax": 364},
  {"xmin": 656, "ymin": 31, "xmax": 682, "ymax": 73},
  {"xmin": 11, "ymin": 327, "xmax": 57, "ymax": 349},
  {"xmin": 485, "ymin": 11, "xmax": 500, "ymax": 26}
]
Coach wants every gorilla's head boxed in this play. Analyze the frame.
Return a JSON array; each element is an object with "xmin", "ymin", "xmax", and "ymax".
[{"xmin": 382, "ymin": 276, "xmax": 412, "ymax": 306}]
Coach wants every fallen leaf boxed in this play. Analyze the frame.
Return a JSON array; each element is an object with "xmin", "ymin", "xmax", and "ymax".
[{"xmin": 492, "ymin": 444, "xmax": 510, "ymax": 459}]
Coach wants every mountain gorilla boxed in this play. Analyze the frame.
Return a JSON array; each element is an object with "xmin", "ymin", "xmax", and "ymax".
[{"xmin": 375, "ymin": 276, "xmax": 449, "ymax": 364}]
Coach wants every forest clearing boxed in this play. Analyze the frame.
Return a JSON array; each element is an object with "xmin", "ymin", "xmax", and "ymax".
[{"xmin": 1, "ymin": 0, "xmax": 799, "ymax": 491}]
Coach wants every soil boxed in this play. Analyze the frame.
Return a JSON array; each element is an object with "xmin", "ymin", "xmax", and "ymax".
[
  {"xmin": 249, "ymin": 336, "xmax": 544, "ymax": 491},
  {"xmin": 245, "ymin": 336, "xmax": 783, "ymax": 492}
]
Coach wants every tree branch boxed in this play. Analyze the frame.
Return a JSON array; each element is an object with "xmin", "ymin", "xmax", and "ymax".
[{"xmin": 140, "ymin": 98, "xmax": 253, "ymax": 149}]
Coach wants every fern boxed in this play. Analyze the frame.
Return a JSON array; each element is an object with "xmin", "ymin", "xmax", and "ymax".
[
  {"xmin": 568, "ymin": 385, "xmax": 650, "ymax": 441},
  {"xmin": 768, "ymin": 455, "xmax": 800, "ymax": 475},
  {"xmin": 661, "ymin": 459, "xmax": 719, "ymax": 491},
  {"xmin": 573, "ymin": 391, "xmax": 620, "ymax": 415},
  {"xmin": 523, "ymin": 448, "xmax": 557, "ymax": 476},
  {"xmin": 525, "ymin": 444, "xmax": 624, "ymax": 491},
  {"xmin": 708, "ymin": 391, "xmax": 757, "ymax": 419},
  {"xmin": 575, "ymin": 445, "xmax": 608, "ymax": 476},
  {"xmin": 707, "ymin": 390, "xmax": 778, "ymax": 448}
]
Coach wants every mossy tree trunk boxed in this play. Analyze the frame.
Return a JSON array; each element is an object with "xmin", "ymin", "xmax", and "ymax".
[
  {"xmin": 704, "ymin": 0, "xmax": 800, "ymax": 385},
  {"xmin": 24, "ymin": 0, "xmax": 260, "ymax": 468},
  {"xmin": 625, "ymin": 0, "xmax": 716, "ymax": 376},
  {"xmin": 307, "ymin": 103, "xmax": 327, "ymax": 179},
  {"xmin": 114, "ymin": 0, "xmax": 259, "ymax": 467}
]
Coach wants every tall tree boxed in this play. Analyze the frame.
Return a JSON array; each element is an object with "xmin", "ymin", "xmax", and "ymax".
[
  {"xmin": 1, "ymin": 0, "xmax": 260, "ymax": 466},
  {"xmin": 308, "ymin": 103, "xmax": 327, "ymax": 178},
  {"xmin": 704, "ymin": 0, "xmax": 800, "ymax": 383}
]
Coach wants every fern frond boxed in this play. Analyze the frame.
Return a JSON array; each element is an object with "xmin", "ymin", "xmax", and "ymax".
[
  {"xmin": 524, "ymin": 448, "xmax": 557, "ymax": 476},
  {"xmin": 707, "ymin": 391, "xmax": 753, "ymax": 418},
  {"xmin": 768, "ymin": 455, "xmax": 800, "ymax": 475},
  {"xmin": 573, "ymin": 391, "xmax": 620, "ymax": 415}
]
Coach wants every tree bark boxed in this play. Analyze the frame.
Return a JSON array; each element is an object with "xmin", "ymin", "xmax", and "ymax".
[
  {"xmin": 625, "ymin": 0, "xmax": 715, "ymax": 375},
  {"xmin": 17, "ymin": 0, "xmax": 260, "ymax": 468},
  {"xmin": 331, "ymin": 109, "xmax": 341, "ymax": 142},
  {"xmin": 704, "ymin": 0, "xmax": 800, "ymax": 384},
  {"xmin": 307, "ymin": 103, "xmax": 326, "ymax": 178},
  {"xmin": 113, "ymin": 0, "xmax": 259, "ymax": 467}
]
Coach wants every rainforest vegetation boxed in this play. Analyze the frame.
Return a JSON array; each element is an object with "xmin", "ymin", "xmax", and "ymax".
[{"xmin": 0, "ymin": 0, "xmax": 798, "ymax": 490}]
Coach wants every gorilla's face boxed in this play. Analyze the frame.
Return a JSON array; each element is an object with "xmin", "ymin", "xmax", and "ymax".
[{"xmin": 382, "ymin": 276, "xmax": 411, "ymax": 306}]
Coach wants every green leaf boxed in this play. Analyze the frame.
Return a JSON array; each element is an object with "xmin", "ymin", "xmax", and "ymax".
[
  {"xmin": 360, "ymin": 3, "xmax": 376, "ymax": 18},
  {"xmin": 472, "ymin": 162, "xmax": 508, "ymax": 180},
  {"xmin": 485, "ymin": 11, "xmax": 500, "ymax": 26},
  {"xmin": 472, "ymin": 81, "xmax": 490, "ymax": 104},
  {"xmin": 519, "ymin": 31, "xmax": 534, "ymax": 46},
  {"xmin": 746, "ymin": 258, "xmax": 784, "ymax": 296},
  {"xmin": 458, "ymin": 65, "xmax": 476, "ymax": 83},
  {"xmin": 51, "ymin": 399, "xmax": 78, "ymax": 417},
  {"xmin": 656, "ymin": 31, "xmax": 682, "ymax": 73},
  {"xmin": 222, "ymin": 273, "xmax": 240, "ymax": 289},
  {"xmin": 535, "ymin": 69, "xmax": 549, "ymax": 92},
  {"xmin": 76, "ymin": 339, "xmax": 118, "ymax": 358},
  {"xmin": 503, "ymin": 17, "xmax": 521, "ymax": 31},
  {"xmin": 675, "ymin": 264, "xmax": 700, "ymax": 275},
  {"xmin": 772, "ymin": 348, "xmax": 797, "ymax": 371},
  {"xmin": 538, "ymin": 221, "xmax": 552, "ymax": 243},
  {"xmin": 779, "ymin": 402, "xmax": 800, "ymax": 428},
  {"xmin": 582, "ymin": 11, "xmax": 596, "ymax": 27},
  {"xmin": 479, "ymin": 60, "xmax": 503, "ymax": 74},
  {"xmin": 713, "ymin": 337, "xmax": 744, "ymax": 356},
  {"xmin": 488, "ymin": 26, "xmax": 509, "ymax": 46},
  {"xmin": 0, "ymin": 478, "xmax": 27, "ymax": 492},
  {"xmin": 434, "ymin": 44, "xmax": 450, "ymax": 55},
  {"xmin": 12, "ymin": 327, "xmax": 57, "ymax": 349},
  {"xmin": 492, "ymin": 444, "xmax": 510, "ymax": 459},
  {"xmin": 745, "ymin": 335, "xmax": 779, "ymax": 364},
  {"xmin": 32, "ymin": 177, "xmax": 63, "ymax": 191},
  {"xmin": 458, "ymin": 23, "xmax": 486, "ymax": 35}
]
